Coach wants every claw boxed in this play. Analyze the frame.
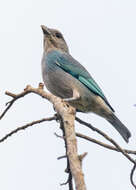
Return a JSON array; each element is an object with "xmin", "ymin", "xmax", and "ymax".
[{"xmin": 63, "ymin": 89, "xmax": 80, "ymax": 103}]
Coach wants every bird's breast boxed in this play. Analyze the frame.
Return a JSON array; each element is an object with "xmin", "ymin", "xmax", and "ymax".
[{"xmin": 42, "ymin": 56, "xmax": 73, "ymax": 98}]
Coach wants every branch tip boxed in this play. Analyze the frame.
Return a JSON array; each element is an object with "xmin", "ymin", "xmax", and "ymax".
[
  {"xmin": 130, "ymin": 162, "xmax": 136, "ymax": 189},
  {"xmin": 24, "ymin": 85, "xmax": 31, "ymax": 91},
  {"xmin": 79, "ymin": 152, "xmax": 88, "ymax": 162},
  {"xmin": 38, "ymin": 82, "xmax": 44, "ymax": 89},
  {"xmin": 57, "ymin": 155, "xmax": 67, "ymax": 160},
  {"xmin": 54, "ymin": 132, "xmax": 64, "ymax": 139}
]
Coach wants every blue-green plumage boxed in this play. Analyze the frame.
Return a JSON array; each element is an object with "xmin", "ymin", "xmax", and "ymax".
[
  {"xmin": 46, "ymin": 50, "xmax": 114, "ymax": 112},
  {"xmin": 41, "ymin": 25, "xmax": 131, "ymax": 143}
]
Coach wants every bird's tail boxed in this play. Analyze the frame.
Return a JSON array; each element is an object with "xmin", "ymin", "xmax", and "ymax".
[{"xmin": 107, "ymin": 114, "xmax": 131, "ymax": 143}]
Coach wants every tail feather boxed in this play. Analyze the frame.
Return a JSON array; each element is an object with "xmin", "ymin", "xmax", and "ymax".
[{"xmin": 107, "ymin": 114, "xmax": 131, "ymax": 143}]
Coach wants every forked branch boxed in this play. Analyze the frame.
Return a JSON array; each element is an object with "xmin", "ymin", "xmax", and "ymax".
[{"xmin": 0, "ymin": 83, "xmax": 136, "ymax": 189}]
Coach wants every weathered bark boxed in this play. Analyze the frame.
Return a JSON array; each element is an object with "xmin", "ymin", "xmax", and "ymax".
[{"xmin": 4, "ymin": 84, "xmax": 87, "ymax": 190}]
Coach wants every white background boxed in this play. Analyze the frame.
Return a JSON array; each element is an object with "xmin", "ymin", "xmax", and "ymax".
[{"xmin": 0, "ymin": 0, "xmax": 136, "ymax": 189}]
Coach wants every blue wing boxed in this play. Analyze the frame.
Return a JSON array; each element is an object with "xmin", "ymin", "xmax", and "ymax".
[{"xmin": 47, "ymin": 50, "xmax": 114, "ymax": 112}]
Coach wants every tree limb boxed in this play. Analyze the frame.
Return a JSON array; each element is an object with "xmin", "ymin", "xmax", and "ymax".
[
  {"xmin": 57, "ymin": 106, "xmax": 86, "ymax": 190},
  {"xmin": 1, "ymin": 84, "xmax": 136, "ymax": 189},
  {"xmin": 0, "ymin": 116, "xmax": 56, "ymax": 143},
  {"xmin": 59, "ymin": 118, "xmax": 74, "ymax": 190},
  {"xmin": 76, "ymin": 117, "xmax": 136, "ymax": 164},
  {"xmin": 0, "ymin": 84, "xmax": 86, "ymax": 190},
  {"xmin": 130, "ymin": 163, "xmax": 136, "ymax": 189},
  {"xmin": 76, "ymin": 132, "xmax": 136, "ymax": 155},
  {"xmin": 0, "ymin": 119, "xmax": 135, "ymax": 156}
]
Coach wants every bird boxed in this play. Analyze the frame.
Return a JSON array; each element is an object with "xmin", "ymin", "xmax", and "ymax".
[{"xmin": 41, "ymin": 25, "xmax": 131, "ymax": 143}]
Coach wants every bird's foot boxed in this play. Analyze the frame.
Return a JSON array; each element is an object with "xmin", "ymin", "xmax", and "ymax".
[
  {"xmin": 63, "ymin": 96, "xmax": 80, "ymax": 103},
  {"xmin": 63, "ymin": 89, "xmax": 80, "ymax": 103}
]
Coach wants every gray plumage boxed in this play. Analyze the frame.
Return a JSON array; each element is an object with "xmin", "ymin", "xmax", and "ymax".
[{"xmin": 41, "ymin": 25, "xmax": 131, "ymax": 143}]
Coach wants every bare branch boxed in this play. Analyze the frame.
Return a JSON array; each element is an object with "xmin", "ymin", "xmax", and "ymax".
[
  {"xmin": 54, "ymin": 132, "xmax": 64, "ymax": 139},
  {"xmin": 79, "ymin": 152, "xmax": 88, "ymax": 168},
  {"xmin": 130, "ymin": 163, "xmax": 136, "ymax": 189},
  {"xmin": 76, "ymin": 132, "xmax": 136, "ymax": 155},
  {"xmin": 79, "ymin": 152, "xmax": 88, "ymax": 162},
  {"xmin": 0, "ymin": 116, "xmax": 56, "ymax": 143},
  {"xmin": 0, "ymin": 99, "xmax": 15, "ymax": 120},
  {"xmin": 60, "ymin": 111, "xmax": 86, "ymax": 190},
  {"xmin": 1, "ymin": 84, "xmax": 136, "ymax": 189},
  {"xmin": 57, "ymin": 155, "xmax": 67, "ymax": 160},
  {"xmin": 68, "ymin": 171, "xmax": 73, "ymax": 190},
  {"xmin": 1, "ymin": 84, "xmax": 86, "ymax": 190},
  {"xmin": 60, "ymin": 171, "xmax": 73, "ymax": 190},
  {"xmin": 0, "ymin": 83, "xmax": 51, "ymax": 120},
  {"xmin": 76, "ymin": 117, "xmax": 136, "ymax": 164}
]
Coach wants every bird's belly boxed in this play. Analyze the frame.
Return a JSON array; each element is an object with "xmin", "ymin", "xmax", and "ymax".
[
  {"xmin": 68, "ymin": 92, "xmax": 97, "ymax": 112},
  {"xmin": 69, "ymin": 91, "xmax": 111, "ymax": 116}
]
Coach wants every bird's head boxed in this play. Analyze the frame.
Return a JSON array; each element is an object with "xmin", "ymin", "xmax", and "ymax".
[{"xmin": 41, "ymin": 25, "xmax": 69, "ymax": 53}]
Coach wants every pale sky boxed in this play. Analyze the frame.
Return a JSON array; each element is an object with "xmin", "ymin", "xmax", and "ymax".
[{"xmin": 0, "ymin": 0, "xmax": 136, "ymax": 189}]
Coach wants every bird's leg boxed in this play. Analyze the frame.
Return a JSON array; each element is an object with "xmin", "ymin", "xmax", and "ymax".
[{"xmin": 63, "ymin": 89, "xmax": 80, "ymax": 103}]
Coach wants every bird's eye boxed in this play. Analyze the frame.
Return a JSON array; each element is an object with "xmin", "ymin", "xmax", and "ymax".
[{"xmin": 55, "ymin": 32, "xmax": 62, "ymax": 38}]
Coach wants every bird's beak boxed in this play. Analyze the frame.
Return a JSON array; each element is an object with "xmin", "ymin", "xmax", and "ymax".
[{"xmin": 41, "ymin": 25, "xmax": 51, "ymax": 35}]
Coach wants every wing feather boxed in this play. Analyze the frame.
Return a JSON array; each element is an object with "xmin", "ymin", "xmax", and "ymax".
[{"xmin": 47, "ymin": 50, "xmax": 114, "ymax": 112}]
